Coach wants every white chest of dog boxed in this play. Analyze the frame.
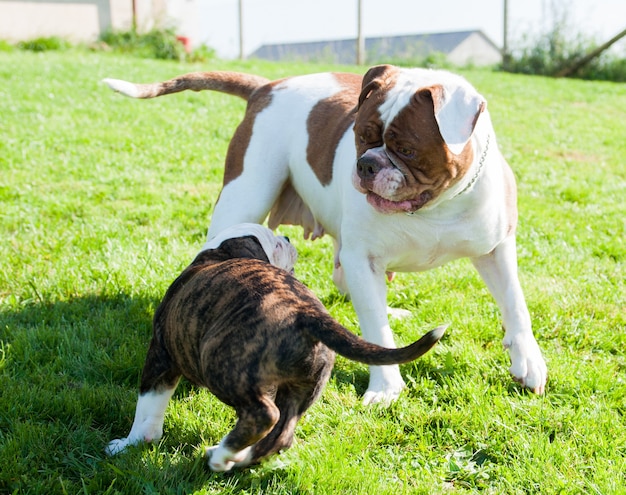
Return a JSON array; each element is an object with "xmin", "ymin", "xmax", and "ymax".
[{"xmin": 105, "ymin": 64, "xmax": 547, "ymax": 403}]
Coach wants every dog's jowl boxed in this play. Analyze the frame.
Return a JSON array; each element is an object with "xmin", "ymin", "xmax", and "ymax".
[
  {"xmin": 106, "ymin": 224, "xmax": 445, "ymax": 471},
  {"xmin": 105, "ymin": 64, "xmax": 547, "ymax": 403}
]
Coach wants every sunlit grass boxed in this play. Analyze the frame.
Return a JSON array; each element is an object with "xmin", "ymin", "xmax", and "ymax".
[{"xmin": 1, "ymin": 50, "xmax": 625, "ymax": 494}]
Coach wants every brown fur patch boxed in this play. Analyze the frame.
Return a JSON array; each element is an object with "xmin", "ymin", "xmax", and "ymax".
[
  {"xmin": 305, "ymin": 73, "xmax": 362, "ymax": 185},
  {"xmin": 358, "ymin": 65, "xmax": 400, "ymax": 109},
  {"xmin": 395, "ymin": 87, "xmax": 475, "ymax": 188},
  {"xmin": 355, "ymin": 83, "xmax": 476, "ymax": 206},
  {"xmin": 223, "ymin": 84, "xmax": 276, "ymax": 186},
  {"xmin": 268, "ymin": 182, "xmax": 321, "ymax": 239}
]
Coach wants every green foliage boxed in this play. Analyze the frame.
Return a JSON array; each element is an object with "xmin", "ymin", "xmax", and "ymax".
[
  {"xmin": 505, "ymin": 29, "xmax": 626, "ymax": 81},
  {"xmin": 96, "ymin": 28, "xmax": 215, "ymax": 62},
  {"xmin": 570, "ymin": 49, "xmax": 626, "ymax": 82},
  {"xmin": 99, "ymin": 28, "xmax": 187, "ymax": 60},
  {"xmin": 186, "ymin": 43, "xmax": 217, "ymax": 64},
  {"xmin": 2, "ymin": 28, "xmax": 216, "ymax": 62},
  {"xmin": 370, "ymin": 51, "xmax": 454, "ymax": 70},
  {"xmin": 0, "ymin": 50, "xmax": 625, "ymax": 494},
  {"xmin": 504, "ymin": 1, "xmax": 626, "ymax": 81},
  {"xmin": 17, "ymin": 36, "xmax": 71, "ymax": 52},
  {"xmin": 0, "ymin": 39, "xmax": 14, "ymax": 52}
]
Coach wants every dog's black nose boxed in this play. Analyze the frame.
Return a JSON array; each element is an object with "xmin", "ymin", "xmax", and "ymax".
[
  {"xmin": 357, "ymin": 156, "xmax": 380, "ymax": 179},
  {"xmin": 282, "ymin": 236, "xmax": 290, "ymax": 243}
]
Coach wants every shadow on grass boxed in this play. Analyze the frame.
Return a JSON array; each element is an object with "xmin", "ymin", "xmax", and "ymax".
[
  {"xmin": 0, "ymin": 290, "xmax": 388, "ymax": 492},
  {"xmin": 0, "ymin": 293, "xmax": 160, "ymax": 493}
]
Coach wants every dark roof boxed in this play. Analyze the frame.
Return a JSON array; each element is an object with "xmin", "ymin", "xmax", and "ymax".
[{"xmin": 251, "ymin": 30, "xmax": 500, "ymax": 64}]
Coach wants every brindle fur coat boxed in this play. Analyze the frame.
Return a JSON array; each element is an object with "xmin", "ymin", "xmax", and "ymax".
[{"xmin": 106, "ymin": 224, "xmax": 445, "ymax": 471}]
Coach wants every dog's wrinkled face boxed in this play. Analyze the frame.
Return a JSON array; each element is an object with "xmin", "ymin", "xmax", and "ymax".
[
  {"xmin": 352, "ymin": 65, "xmax": 486, "ymax": 214},
  {"xmin": 203, "ymin": 223, "xmax": 297, "ymax": 272}
]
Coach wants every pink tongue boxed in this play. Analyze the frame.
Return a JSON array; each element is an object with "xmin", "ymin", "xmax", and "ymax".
[{"xmin": 366, "ymin": 193, "xmax": 415, "ymax": 214}]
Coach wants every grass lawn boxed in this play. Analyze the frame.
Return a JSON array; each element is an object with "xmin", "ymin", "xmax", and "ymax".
[{"xmin": 0, "ymin": 50, "xmax": 625, "ymax": 494}]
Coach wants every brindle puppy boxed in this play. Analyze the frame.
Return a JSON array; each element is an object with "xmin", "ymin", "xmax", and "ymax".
[{"xmin": 106, "ymin": 223, "xmax": 446, "ymax": 471}]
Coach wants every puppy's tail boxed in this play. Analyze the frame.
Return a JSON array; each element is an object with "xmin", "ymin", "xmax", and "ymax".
[
  {"xmin": 307, "ymin": 316, "xmax": 447, "ymax": 365},
  {"xmin": 103, "ymin": 71, "xmax": 270, "ymax": 101}
]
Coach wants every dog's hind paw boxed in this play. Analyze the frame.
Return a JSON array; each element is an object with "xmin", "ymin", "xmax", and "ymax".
[
  {"xmin": 206, "ymin": 444, "xmax": 252, "ymax": 472},
  {"xmin": 206, "ymin": 445, "xmax": 235, "ymax": 472},
  {"xmin": 363, "ymin": 366, "xmax": 406, "ymax": 405}
]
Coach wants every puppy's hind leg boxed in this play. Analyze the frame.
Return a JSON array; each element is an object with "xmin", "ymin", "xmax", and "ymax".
[
  {"xmin": 206, "ymin": 396, "xmax": 280, "ymax": 472},
  {"xmin": 106, "ymin": 339, "xmax": 181, "ymax": 456},
  {"xmin": 106, "ymin": 386, "xmax": 177, "ymax": 455},
  {"xmin": 248, "ymin": 374, "xmax": 330, "ymax": 466}
]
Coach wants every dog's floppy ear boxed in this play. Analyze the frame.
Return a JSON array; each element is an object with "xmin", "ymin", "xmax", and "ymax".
[
  {"xmin": 218, "ymin": 236, "xmax": 269, "ymax": 262},
  {"xmin": 358, "ymin": 64, "xmax": 397, "ymax": 109},
  {"xmin": 419, "ymin": 84, "xmax": 486, "ymax": 155}
]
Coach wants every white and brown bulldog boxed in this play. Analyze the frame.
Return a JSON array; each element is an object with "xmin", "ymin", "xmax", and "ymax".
[{"xmin": 104, "ymin": 64, "xmax": 547, "ymax": 404}]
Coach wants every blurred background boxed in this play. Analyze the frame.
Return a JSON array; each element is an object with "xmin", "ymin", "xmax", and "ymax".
[{"xmin": 1, "ymin": 0, "xmax": 625, "ymax": 78}]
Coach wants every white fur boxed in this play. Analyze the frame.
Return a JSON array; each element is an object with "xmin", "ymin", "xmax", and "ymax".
[
  {"xmin": 102, "ymin": 78, "xmax": 142, "ymax": 98},
  {"xmin": 206, "ymin": 68, "xmax": 547, "ymax": 402},
  {"xmin": 371, "ymin": 165, "xmax": 405, "ymax": 199},
  {"xmin": 201, "ymin": 223, "xmax": 297, "ymax": 272},
  {"xmin": 206, "ymin": 439, "xmax": 253, "ymax": 472},
  {"xmin": 106, "ymin": 388, "xmax": 175, "ymax": 455}
]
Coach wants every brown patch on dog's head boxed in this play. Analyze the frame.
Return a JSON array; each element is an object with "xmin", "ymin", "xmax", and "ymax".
[
  {"xmin": 353, "ymin": 66, "xmax": 486, "ymax": 213},
  {"xmin": 353, "ymin": 65, "xmax": 399, "ymax": 154},
  {"xmin": 306, "ymin": 73, "xmax": 362, "ymax": 185},
  {"xmin": 357, "ymin": 65, "xmax": 399, "ymax": 110},
  {"xmin": 382, "ymin": 85, "xmax": 476, "ymax": 195}
]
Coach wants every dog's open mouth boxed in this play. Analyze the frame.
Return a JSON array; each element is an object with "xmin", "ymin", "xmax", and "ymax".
[{"xmin": 366, "ymin": 191, "xmax": 432, "ymax": 214}]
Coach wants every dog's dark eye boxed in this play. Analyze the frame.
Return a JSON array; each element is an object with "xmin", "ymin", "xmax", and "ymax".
[
  {"xmin": 282, "ymin": 236, "xmax": 290, "ymax": 243},
  {"xmin": 397, "ymin": 146, "xmax": 415, "ymax": 158},
  {"xmin": 357, "ymin": 123, "xmax": 382, "ymax": 146}
]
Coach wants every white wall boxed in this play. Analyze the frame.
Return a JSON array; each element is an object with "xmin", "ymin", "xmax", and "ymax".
[{"xmin": 0, "ymin": 0, "xmax": 194, "ymax": 43}]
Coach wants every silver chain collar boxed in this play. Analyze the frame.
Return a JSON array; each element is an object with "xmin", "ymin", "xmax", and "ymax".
[
  {"xmin": 453, "ymin": 133, "xmax": 490, "ymax": 198},
  {"xmin": 405, "ymin": 134, "xmax": 491, "ymax": 216}
]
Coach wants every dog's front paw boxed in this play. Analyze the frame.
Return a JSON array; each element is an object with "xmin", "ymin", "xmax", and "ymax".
[
  {"xmin": 106, "ymin": 437, "xmax": 133, "ymax": 456},
  {"xmin": 504, "ymin": 335, "xmax": 547, "ymax": 394}
]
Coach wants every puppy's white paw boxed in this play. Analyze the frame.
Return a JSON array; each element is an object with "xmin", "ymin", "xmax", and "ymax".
[
  {"xmin": 105, "ymin": 438, "xmax": 126, "ymax": 456},
  {"xmin": 206, "ymin": 444, "xmax": 252, "ymax": 472},
  {"xmin": 206, "ymin": 445, "xmax": 234, "ymax": 472},
  {"xmin": 504, "ymin": 335, "xmax": 547, "ymax": 394},
  {"xmin": 106, "ymin": 437, "xmax": 133, "ymax": 456}
]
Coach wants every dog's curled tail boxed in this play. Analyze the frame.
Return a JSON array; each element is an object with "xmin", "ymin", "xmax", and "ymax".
[
  {"xmin": 307, "ymin": 316, "xmax": 447, "ymax": 365},
  {"xmin": 103, "ymin": 71, "xmax": 270, "ymax": 100}
]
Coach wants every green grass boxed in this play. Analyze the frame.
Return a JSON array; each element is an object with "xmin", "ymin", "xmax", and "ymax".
[{"xmin": 1, "ymin": 50, "xmax": 625, "ymax": 494}]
